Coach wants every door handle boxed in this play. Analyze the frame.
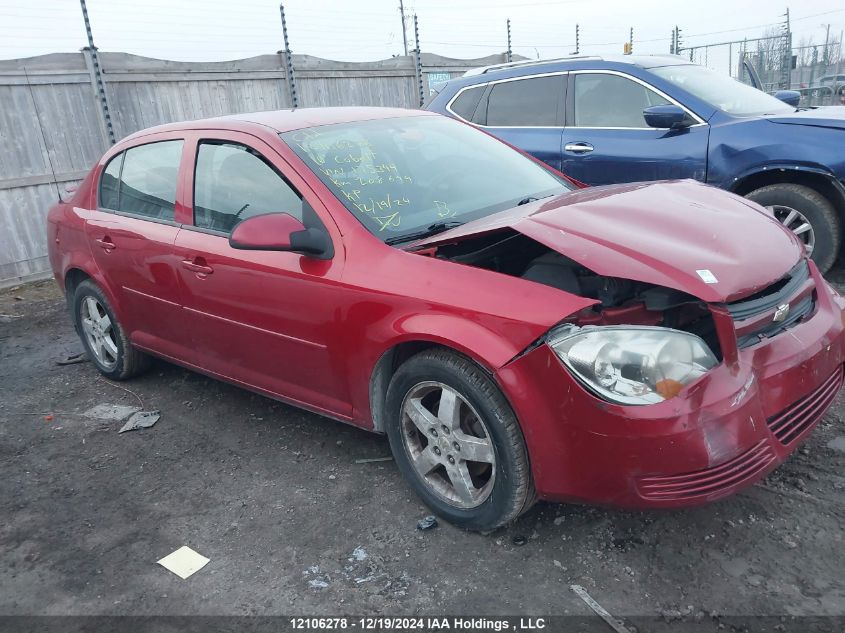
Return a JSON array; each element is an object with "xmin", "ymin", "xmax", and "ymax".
[
  {"xmin": 564, "ymin": 142, "xmax": 594, "ymax": 154},
  {"xmin": 95, "ymin": 236, "xmax": 116, "ymax": 251},
  {"xmin": 181, "ymin": 258, "xmax": 214, "ymax": 275}
]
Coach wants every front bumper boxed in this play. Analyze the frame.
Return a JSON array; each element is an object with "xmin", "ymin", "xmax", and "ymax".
[{"xmin": 496, "ymin": 262, "xmax": 845, "ymax": 508}]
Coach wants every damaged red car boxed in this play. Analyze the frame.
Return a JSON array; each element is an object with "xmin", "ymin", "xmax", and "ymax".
[{"xmin": 47, "ymin": 108, "xmax": 845, "ymax": 531}]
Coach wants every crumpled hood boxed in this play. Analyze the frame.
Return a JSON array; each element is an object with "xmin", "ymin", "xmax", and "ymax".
[
  {"xmin": 766, "ymin": 106, "xmax": 845, "ymax": 131},
  {"xmin": 414, "ymin": 180, "xmax": 803, "ymax": 303}
]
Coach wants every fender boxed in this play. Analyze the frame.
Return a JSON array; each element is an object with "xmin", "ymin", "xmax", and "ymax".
[
  {"xmin": 60, "ymin": 253, "xmax": 123, "ymax": 323},
  {"xmin": 726, "ymin": 162, "xmax": 845, "ymax": 195},
  {"xmin": 358, "ymin": 311, "xmax": 547, "ymax": 432}
]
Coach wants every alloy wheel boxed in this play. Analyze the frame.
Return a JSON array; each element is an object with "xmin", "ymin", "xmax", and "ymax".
[
  {"xmin": 399, "ymin": 381, "xmax": 496, "ymax": 509},
  {"xmin": 769, "ymin": 204, "xmax": 815, "ymax": 256},
  {"xmin": 80, "ymin": 296, "xmax": 118, "ymax": 369}
]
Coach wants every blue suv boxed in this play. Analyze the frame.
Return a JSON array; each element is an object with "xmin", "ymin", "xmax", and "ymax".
[{"xmin": 426, "ymin": 55, "xmax": 845, "ymax": 272}]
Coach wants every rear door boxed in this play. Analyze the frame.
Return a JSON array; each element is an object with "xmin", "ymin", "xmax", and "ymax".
[
  {"xmin": 560, "ymin": 70, "xmax": 709, "ymax": 185},
  {"xmin": 173, "ymin": 132, "xmax": 350, "ymax": 417},
  {"xmin": 449, "ymin": 73, "xmax": 566, "ymax": 170},
  {"xmin": 84, "ymin": 135, "xmax": 189, "ymax": 359}
]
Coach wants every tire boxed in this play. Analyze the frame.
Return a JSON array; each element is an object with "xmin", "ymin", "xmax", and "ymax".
[
  {"xmin": 746, "ymin": 184, "xmax": 840, "ymax": 274},
  {"xmin": 72, "ymin": 279, "xmax": 150, "ymax": 380},
  {"xmin": 385, "ymin": 349, "xmax": 534, "ymax": 531}
]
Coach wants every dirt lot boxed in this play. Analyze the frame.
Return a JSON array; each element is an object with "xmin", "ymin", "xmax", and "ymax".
[{"xmin": 1, "ymin": 275, "xmax": 844, "ymax": 629}]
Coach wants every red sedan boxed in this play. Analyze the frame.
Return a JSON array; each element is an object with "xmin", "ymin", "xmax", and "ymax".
[{"xmin": 47, "ymin": 107, "xmax": 845, "ymax": 531}]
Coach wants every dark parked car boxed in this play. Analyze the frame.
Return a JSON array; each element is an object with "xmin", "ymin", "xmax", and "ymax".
[
  {"xmin": 427, "ymin": 55, "xmax": 845, "ymax": 272},
  {"xmin": 48, "ymin": 108, "xmax": 845, "ymax": 531}
]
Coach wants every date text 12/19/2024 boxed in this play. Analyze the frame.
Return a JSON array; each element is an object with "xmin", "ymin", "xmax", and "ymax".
[{"xmin": 290, "ymin": 617, "xmax": 548, "ymax": 631}]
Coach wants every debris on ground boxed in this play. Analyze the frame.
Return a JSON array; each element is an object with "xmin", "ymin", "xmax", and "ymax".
[
  {"xmin": 570, "ymin": 584, "xmax": 633, "ymax": 633},
  {"xmin": 828, "ymin": 436, "xmax": 845, "ymax": 452},
  {"xmin": 0, "ymin": 313, "xmax": 23, "ymax": 323},
  {"xmin": 349, "ymin": 547, "xmax": 368, "ymax": 562},
  {"xmin": 354, "ymin": 574, "xmax": 382, "ymax": 584},
  {"xmin": 56, "ymin": 352, "xmax": 88, "ymax": 366},
  {"xmin": 83, "ymin": 404, "xmax": 140, "ymax": 421},
  {"xmin": 157, "ymin": 546, "xmax": 210, "ymax": 579},
  {"xmin": 354, "ymin": 456, "xmax": 393, "ymax": 464},
  {"xmin": 303, "ymin": 565, "xmax": 331, "ymax": 589},
  {"xmin": 416, "ymin": 515, "xmax": 438, "ymax": 531},
  {"xmin": 512, "ymin": 535, "xmax": 527, "ymax": 546},
  {"xmin": 118, "ymin": 410, "xmax": 161, "ymax": 434}
]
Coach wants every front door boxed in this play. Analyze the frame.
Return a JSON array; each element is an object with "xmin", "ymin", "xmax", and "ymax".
[
  {"xmin": 560, "ymin": 71, "xmax": 709, "ymax": 185},
  {"xmin": 174, "ymin": 134, "xmax": 350, "ymax": 418}
]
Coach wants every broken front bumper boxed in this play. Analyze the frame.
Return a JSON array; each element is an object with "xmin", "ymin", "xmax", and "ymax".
[{"xmin": 496, "ymin": 263, "xmax": 845, "ymax": 508}]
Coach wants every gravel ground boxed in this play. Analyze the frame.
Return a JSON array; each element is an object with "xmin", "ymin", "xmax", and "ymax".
[{"xmin": 1, "ymin": 275, "xmax": 844, "ymax": 629}]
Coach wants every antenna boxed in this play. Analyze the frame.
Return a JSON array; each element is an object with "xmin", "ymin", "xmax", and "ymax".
[{"xmin": 23, "ymin": 66, "xmax": 62, "ymax": 203}]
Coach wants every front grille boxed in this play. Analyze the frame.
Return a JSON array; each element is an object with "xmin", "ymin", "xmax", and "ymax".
[
  {"xmin": 727, "ymin": 260, "xmax": 815, "ymax": 349},
  {"xmin": 637, "ymin": 440, "xmax": 776, "ymax": 501},
  {"xmin": 767, "ymin": 366, "xmax": 844, "ymax": 445},
  {"xmin": 727, "ymin": 260, "xmax": 809, "ymax": 320}
]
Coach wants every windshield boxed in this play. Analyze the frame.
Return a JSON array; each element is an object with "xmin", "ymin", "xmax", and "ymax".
[
  {"xmin": 281, "ymin": 116, "xmax": 570, "ymax": 242},
  {"xmin": 651, "ymin": 64, "xmax": 794, "ymax": 117}
]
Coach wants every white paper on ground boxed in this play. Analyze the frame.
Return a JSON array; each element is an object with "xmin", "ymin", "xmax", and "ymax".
[
  {"xmin": 157, "ymin": 546, "xmax": 210, "ymax": 579},
  {"xmin": 83, "ymin": 404, "xmax": 140, "ymax": 421}
]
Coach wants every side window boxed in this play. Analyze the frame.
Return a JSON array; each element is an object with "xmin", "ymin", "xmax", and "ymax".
[
  {"xmin": 117, "ymin": 140, "xmax": 183, "ymax": 221},
  {"xmin": 485, "ymin": 75, "xmax": 561, "ymax": 126},
  {"xmin": 193, "ymin": 142, "xmax": 303, "ymax": 234},
  {"xmin": 99, "ymin": 153, "xmax": 123, "ymax": 210},
  {"xmin": 574, "ymin": 73, "xmax": 671, "ymax": 128},
  {"xmin": 449, "ymin": 85, "xmax": 486, "ymax": 122}
]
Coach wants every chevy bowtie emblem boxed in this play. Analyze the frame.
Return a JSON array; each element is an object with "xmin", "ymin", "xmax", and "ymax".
[{"xmin": 773, "ymin": 303, "xmax": 790, "ymax": 322}]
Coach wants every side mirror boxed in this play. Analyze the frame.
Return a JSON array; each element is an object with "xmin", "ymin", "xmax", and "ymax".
[
  {"xmin": 229, "ymin": 213, "xmax": 332, "ymax": 259},
  {"xmin": 643, "ymin": 104, "xmax": 690, "ymax": 130},
  {"xmin": 774, "ymin": 90, "xmax": 801, "ymax": 107}
]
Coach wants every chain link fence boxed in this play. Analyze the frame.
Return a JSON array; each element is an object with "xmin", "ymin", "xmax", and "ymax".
[{"xmin": 681, "ymin": 33, "xmax": 844, "ymax": 107}]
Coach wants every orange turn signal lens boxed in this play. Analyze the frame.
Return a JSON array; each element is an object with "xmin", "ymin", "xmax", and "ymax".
[{"xmin": 655, "ymin": 378, "xmax": 684, "ymax": 400}]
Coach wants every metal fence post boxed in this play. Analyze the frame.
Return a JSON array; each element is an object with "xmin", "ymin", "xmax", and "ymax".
[
  {"xmin": 413, "ymin": 14, "xmax": 424, "ymax": 107},
  {"xmin": 81, "ymin": 47, "xmax": 115, "ymax": 146},
  {"xmin": 506, "ymin": 19, "xmax": 512, "ymax": 63},
  {"xmin": 279, "ymin": 3, "xmax": 298, "ymax": 108},
  {"xmin": 79, "ymin": 0, "xmax": 115, "ymax": 144}
]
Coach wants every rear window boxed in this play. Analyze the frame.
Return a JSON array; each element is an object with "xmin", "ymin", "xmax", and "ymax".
[
  {"xmin": 449, "ymin": 85, "xmax": 485, "ymax": 121},
  {"xmin": 111, "ymin": 141, "xmax": 183, "ymax": 221},
  {"xmin": 99, "ymin": 153, "xmax": 122, "ymax": 210},
  {"xmin": 485, "ymin": 75, "xmax": 561, "ymax": 126}
]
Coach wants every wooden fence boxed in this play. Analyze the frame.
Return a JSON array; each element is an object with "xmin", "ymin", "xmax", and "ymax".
[{"xmin": 0, "ymin": 50, "xmax": 509, "ymax": 287}]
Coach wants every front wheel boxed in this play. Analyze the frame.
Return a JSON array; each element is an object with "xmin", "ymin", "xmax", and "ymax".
[
  {"xmin": 385, "ymin": 349, "xmax": 534, "ymax": 531},
  {"xmin": 746, "ymin": 184, "xmax": 841, "ymax": 274}
]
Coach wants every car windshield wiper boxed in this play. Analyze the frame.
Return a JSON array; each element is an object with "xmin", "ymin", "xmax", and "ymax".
[
  {"xmin": 384, "ymin": 220, "xmax": 465, "ymax": 246},
  {"xmin": 517, "ymin": 193, "xmax": 556, "ymax": 206}
]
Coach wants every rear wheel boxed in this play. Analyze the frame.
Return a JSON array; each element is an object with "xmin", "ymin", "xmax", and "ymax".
[
  {"xmin": 746, "ymin": 184, "xmax": 840, "ymax": 273},
  {"xmin": 385, "ymin": 349, "xmax": 534, "ymax": 531},
  {"xmin": 72, "ymin": 280, "xmax": 150, "ymax": 380}
]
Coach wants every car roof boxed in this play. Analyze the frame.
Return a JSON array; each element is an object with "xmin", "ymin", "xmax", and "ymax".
[
  {"xmin": 122, "ymin": 106, "xmax": 435, "ymax": 142},
  {"xmin": 459, "ymin": 54, "xmax": 691, "ymax": 80}
]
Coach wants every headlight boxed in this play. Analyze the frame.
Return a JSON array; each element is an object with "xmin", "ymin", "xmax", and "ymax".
[{"xmin": 548, "ymin": 325, "xmax": 718, "ymax": 406}]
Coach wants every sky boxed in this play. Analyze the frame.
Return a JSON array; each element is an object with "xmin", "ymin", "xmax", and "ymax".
[{"xmin": 0, "ymin": 0, "xmax": 843, "ymax": 64}]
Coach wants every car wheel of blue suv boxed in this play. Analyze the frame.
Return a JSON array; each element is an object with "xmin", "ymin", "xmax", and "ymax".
[{"xmin": 747, "ymin": 184, "xmax": 840, "ymax": 274}]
